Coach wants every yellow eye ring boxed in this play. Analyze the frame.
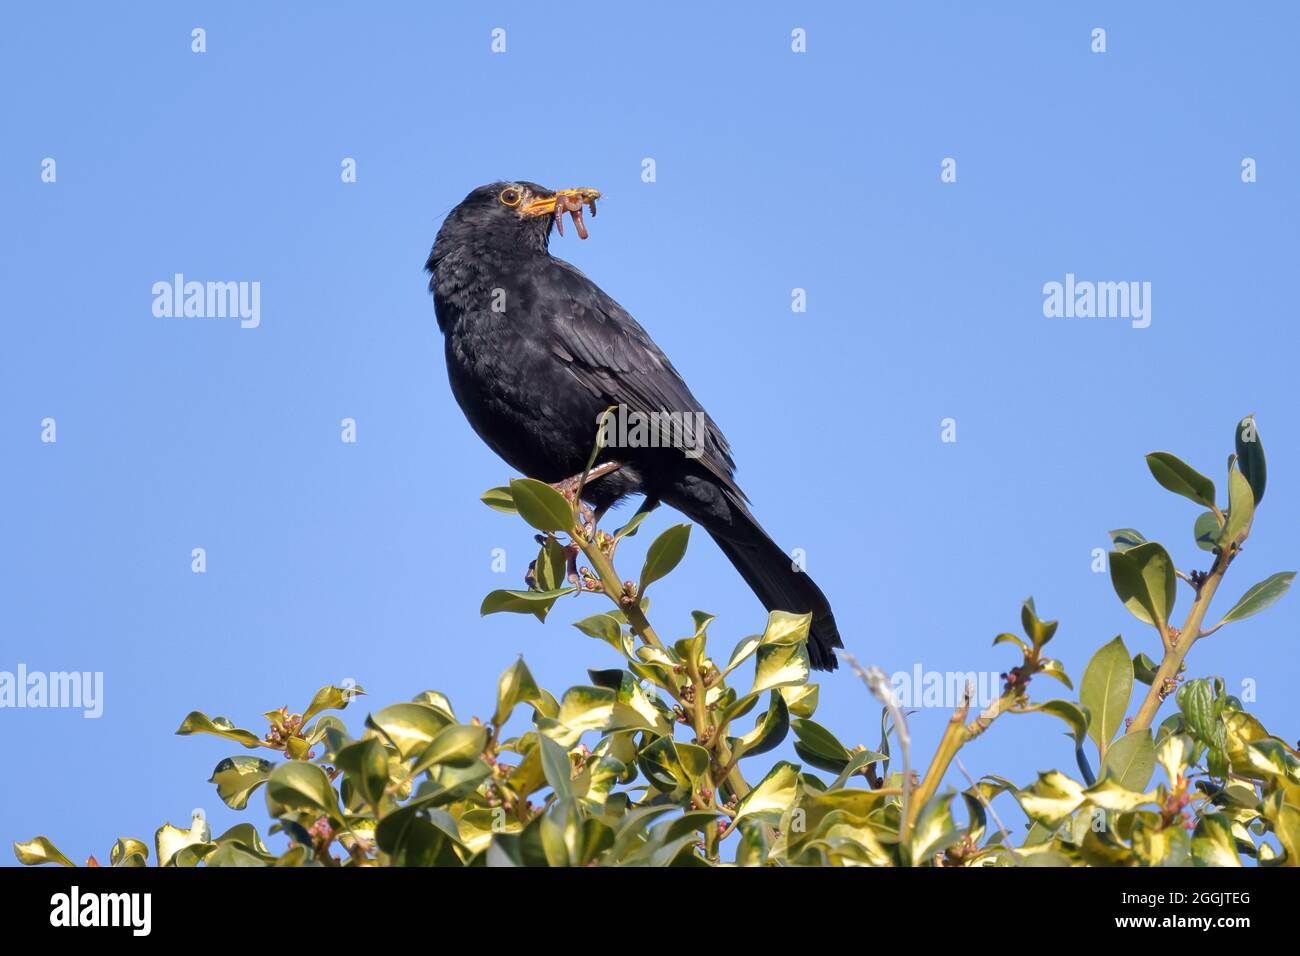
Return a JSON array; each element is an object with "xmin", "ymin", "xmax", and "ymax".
[{"xmin": 499, "ymin": 188, "xmax": 521, "ymax": 207}]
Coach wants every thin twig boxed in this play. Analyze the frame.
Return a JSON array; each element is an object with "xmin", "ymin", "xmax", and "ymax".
[
  {"xmin": 954, "ymin": 756, "xmax": 1012, "ymax": 846},
  {"xmin": 841, "ymin": 652, "xmax": 912, "ymax": 842}
]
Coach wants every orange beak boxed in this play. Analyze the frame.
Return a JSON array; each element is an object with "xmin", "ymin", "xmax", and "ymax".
[{"xmin": 522, "ymin": 187, "xmax": 601, "ymax": 238}]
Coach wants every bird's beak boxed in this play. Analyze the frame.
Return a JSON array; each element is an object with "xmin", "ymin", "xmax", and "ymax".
[{"xmin": 522, "ymin": 187, "xmax": 601, "ymax": 239}]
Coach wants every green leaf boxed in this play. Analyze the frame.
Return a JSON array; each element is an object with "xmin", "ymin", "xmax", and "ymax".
[
  {"xmin": 573, "ymin": 613, "xmax": 627, "ymax": 654},
  {"xmin": 209, "ymin": 756, "xmax": 275, "ymax": 810},
  {"xmin": 333, "ymin": 737, "xmax": 390, "ymax": 809},
  {"xmin": 1037, "ymin": 658, "xmax": 1073, "ymax": 690},
  {"xmin": 1217, "ymin": 572, "xmax": 1295, "ymax": 625},
  {"xmin": 1108, "ymin": 542, "xmax": 1176, "ymax": 629},
  {"xmin": 1014, "ymin": 699, "xmax": 1089, "ymax": 746},
  {"xmin": 508, "ymin": 477, "xmax": 575, "ymax": 533},
  {"xmin": 480, "ymin": 587, "xmax": 575, "ymax": 622},
  {"xmin": 1145, "ymin": 452, "xmax": 1216, "ymax": 509},
  {"xmin": 1132, "ymin": 652, "xmax": 1159, "ymax": 686},
  {"xmin": 1014, "ymin": 771, "xmax": 1086, "ymax": 830},
  {"xmin": 1193, "ymin": 511, "xmax": 1220, "ymax": 552},
  {"xmin": 751, "ymin": 641, "xmax": 810, "ymax": 695},
  {"xmin": 1235, "ymin": 415, "xmax": 1266, "ymax": 505},
  {"xmin": 533, "ymin": 537, "xmax": 569, "ymax": 592},
  {"xmin": 1221, "ymin": 465, "xmax": 1254, "ymax": 548},
  {"xmin": 639, "ymin": 524, "xmax": 691, "ymax": 594},
  {"xmin": 1080, "ymin": 636, "xmax": 1133, "ymax": 752},
  {"xmin": 735, "ymin": 692, "xmax": 790, "ymax": 758},
  {"xmin": 1192, "ymin": 812, "xmax": 1242, "ymax": 866},
  {"xmin": 760, "ymin": 610, "xmax": 814, "ymax": 646},
  {"xmin": 174, "ymin": 711, "xmax": 264, "ymax": 749},
  {"xmin": 411, "ymin": 724, "xmax": 489, "ymax": 775},
  {"xmin": 302, "ymin": 683, "xmax": 364, "ymax": 724},
  {"xmin": 365, "ymin": 702, "xmax": 453, "ymax": 758},
  {"xmin": 1108, "ymin": 528, "xmax": 1148, "ymax": 553},
  {"xmin": 13, "ymin": 836, "xmax": 74, "ymax": 867},
  {"xmin": 481, "ymin": 485, "xmax": 518, "ymax": 513},
  {"xmin": 1176, "ymin": 679, "xmax": 1226, "ymax": 750},
  {"xmin": 155, "ymin": 812, "xmax": 211, "ymax": 867},
  {"xmin": 732, "ymin": 761, "xmax": 799, "ymax": 824},
  {"xmin": 992, "ymin": 632, "xmax": 1029, "ymax": 653},
  {"xmin": 907, "ymin": 791, "xmax": 963, "ymax": 866},
  {"xmin": 264, "ymin": 762, "xmax": 340, "ymax": 820},
  {"xmin": 538, "ymin": 733, "xmax": 575, "ymax": 802},
  {"xmin": 1100, "ymin": 731, "xmax": 1156, "ymax": 791},
  {"xmin": 110, "ymin": 837, "xmax": 150, "ymax": 867},
  {"xmin": 494, "ymin": 657, "xmax": 542, "ymax": 727},
  {"xmin": 790, "ymin": 718, "xmax": 852, "ymax": 772},
  {"xmin": 1019, "ymin": 600, "xmax": 1060, "ymax": 647}
]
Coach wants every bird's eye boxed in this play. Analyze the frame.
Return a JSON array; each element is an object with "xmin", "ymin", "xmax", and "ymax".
[{"xmin": 499, "ymin": 188, "xmax": 521, "ymax": 207}]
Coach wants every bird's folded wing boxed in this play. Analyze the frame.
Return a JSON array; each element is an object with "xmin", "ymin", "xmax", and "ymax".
[{"xmin": 540, "ymin": 258, "xmax": 742, "ymax": 496}]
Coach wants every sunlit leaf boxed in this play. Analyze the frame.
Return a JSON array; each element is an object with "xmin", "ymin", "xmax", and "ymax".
[{"xmin": 1145, "ymin": 452, "xmax": 1216, "ymax": 509}]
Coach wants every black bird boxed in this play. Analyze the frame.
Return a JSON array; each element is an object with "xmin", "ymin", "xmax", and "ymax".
[{"xmin": 427, "ymin": 181, "xmax": 844, "ymax": 670}]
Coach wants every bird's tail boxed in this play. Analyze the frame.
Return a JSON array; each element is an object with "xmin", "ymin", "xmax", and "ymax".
[{"xmin": 666, "ymin": 484, "xmax": 844, "ymax": 671}]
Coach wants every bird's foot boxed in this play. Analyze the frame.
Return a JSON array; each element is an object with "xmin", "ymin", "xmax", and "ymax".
[{"xmin": 549, "ymin": 461, "xmax": 623, "ymax": 533}]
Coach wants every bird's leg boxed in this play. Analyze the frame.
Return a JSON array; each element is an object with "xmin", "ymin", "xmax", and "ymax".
[{"xmin": 549, "ymin": 461, "xmax": 623, "ymax": 533}]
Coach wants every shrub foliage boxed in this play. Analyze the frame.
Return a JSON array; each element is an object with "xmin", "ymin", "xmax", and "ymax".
[{"xmin": 15, "ymin": 416, "xmax": 1298, "ymax": 867}]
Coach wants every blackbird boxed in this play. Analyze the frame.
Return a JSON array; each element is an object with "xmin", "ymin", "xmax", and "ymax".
[{"xmin": 426, "ymin": 181, "xmax": 844, "ymax": 670}]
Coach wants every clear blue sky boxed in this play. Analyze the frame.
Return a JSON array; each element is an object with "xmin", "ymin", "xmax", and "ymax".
[{"xmin": 3, "ymin": 2, "xmax": 1297, "ymax": 861}]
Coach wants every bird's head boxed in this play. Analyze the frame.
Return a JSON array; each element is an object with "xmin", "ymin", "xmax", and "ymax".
[{"xmin": 429, "ymin": 181, "xmax": 601, "ymax": 264}]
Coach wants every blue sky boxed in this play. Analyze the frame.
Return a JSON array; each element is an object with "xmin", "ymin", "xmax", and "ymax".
[{"xmin": 2, "ymin": 2, "xmax": 1297, "ymax": 861}]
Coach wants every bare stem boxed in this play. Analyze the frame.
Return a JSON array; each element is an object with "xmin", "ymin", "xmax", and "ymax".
[{"xmin": 1127, "ymin": 543, "xmax": 1235, "ymax": 735}]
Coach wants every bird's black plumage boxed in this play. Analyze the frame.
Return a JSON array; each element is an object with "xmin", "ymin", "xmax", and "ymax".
[{"xmin": 427, "ymin": 181, "xmax": 844, "ymax": 670}]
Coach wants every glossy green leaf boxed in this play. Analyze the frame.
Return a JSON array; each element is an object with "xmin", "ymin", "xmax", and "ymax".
[
  {"xmin": 1080, "ymin": 635, "xmax": 1132, "ymax": 752},
  {"xmin": 538, "ymin": 733, "xmax": 575, "ymax": 802},
  {"xmin": 1193, "ymin": 511, "xmax": 1220, "ymax": 552},
  {"xmin": 1020, "ymin": 597, "xmax": 1058, "ymax": 648},
  {"xmin": 481, "ymin": 485, "xmax": 517, "ymax": 513},
  {"xmin": 333, "ymin": 737, "xmax": 390, "ymax": 809},
  {"xmin": 907, "ymin": 791, "xmax": 963, "ymax": 866},
  {"xmin": 1217, "ymin": 572, "xmax": 1295, "ymax": 625},
  {"xmin": 1100, "ymin": 730, "xmax": 1155, "ymax": 791},
  {"xmin": 13, "ymin": 836, "xmax": 74, "ymax": 867},
  {"xmin": 302, "ymin": 683, "xmax": 364, "ymax": 724},
  {"xmin": 508, "ymin": 477, "xmax": 575, "ymax": 533},
  {"xmin": 1108, "ymin": 543, "xmax": 1176, "ymax": 629},
  {"xmin": 1221, "ymin": 465, "xmax": 1254, "ymax": 548},
  {"xmin": 751, "ymin": 641, "xmax": 810, "ymax": 695},
  {"xmin": 735, "ymin": 692, "xmax": 791, "ymax": 759},
  {"xmin": 1014, "ymin": 699, "xmax": 1088, "ymax": 746},
  {"xmin": 732, "ymin": 761, "xmax": 799, "ymax": 823},
  {"xmin": 366, "ymin": 702, "xmax": 452, "ymax": 758},
  {"xmin": 494, "ymin": 657, "xmax": 542, "ymax": 727},
  {"xmin": 174, "ymin": 711, "xmax": 264, "ymax": 749},
  {"xmin": 110, "ymin": 837, "xmax": 149, "ymax": 867},
  {"xmin": 155, "ymin": 812, "xmax": 211, "ymax": 867},
  {"xmin": 1192, "ymin": 812, "xmax": 1242, "ymax": 866},
  {"xmin": 209, "ymin": 756, "xmax": 275, "ymax": 810},
  {"xmin": 1235, "ymin": 415, "xmax": 1266, "ymax": 505},
  {"xmin": 264, "ymin": 762, "xmax": 340, "ymax": 820},
  {"xmin": 1108, "ymin": 528, "xmax": 1148, "ymax": 553},
  {"xmin": 1146, "ymin": 452, "xmax": 1216, "ymax": 508},
  {"xmin": 1132, "ymin": 652, "xmax": 1159, "ymax": 686},
  {"xmin": 638, "ymin": 524, "xmax": 691, "ymax": 594},
  {"xmin": 411, "ymin": 724, "xmax": 489, "ymax": 775},
  {"xmin": 480, "ymin": 587, "xmax": 575, "ymax": 622}
]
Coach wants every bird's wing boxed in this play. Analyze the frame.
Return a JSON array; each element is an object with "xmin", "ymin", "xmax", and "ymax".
[{"xmin": 538, "ymin": 257, "xmax": 742, "ymax": 496}]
